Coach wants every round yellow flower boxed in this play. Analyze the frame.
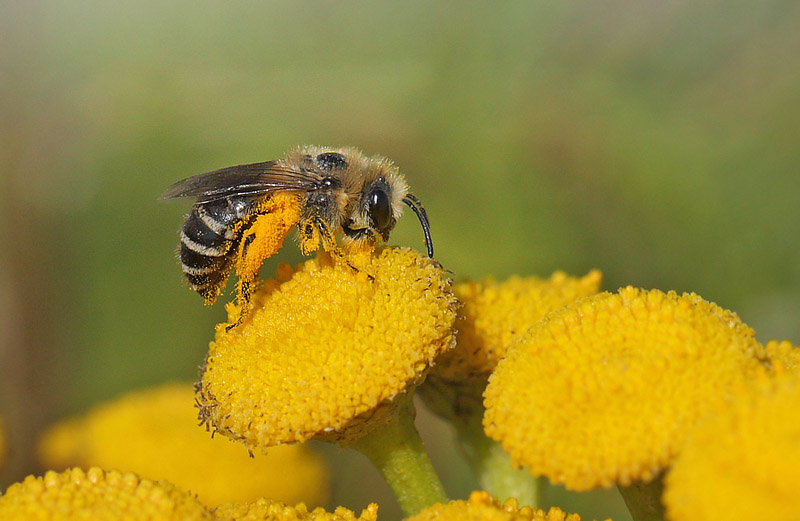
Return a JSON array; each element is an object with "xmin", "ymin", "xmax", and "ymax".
[
  {"xmin": 433, "ymin": 270, "xmax": 602, "ymax": 381},
  {"xmin": 759, "ymin": 339, "xmax": 800, "ymax": 374},
  {"xmin": 38, "ymin": 383, "xmax": 329, "ymax": 507},
  {"xmin": 484, "ymin": 287, "xmax": 763, "ymax": 490},
  {"xmin": 0, "ymin": 467, "xmax": 213, "ymax": 521},
  {"xmin": 197, "ymin": 247, "xmax": 457, "ymax": 449},
  {"xmin": 215, "ymin": 498, "xmax": 378, "ymax": 521},
  {"xmin": 664, "ymin": 372, "xmax": 800, "ymax": 521},
  {"xmin": 404, "ymin": 491, "xmax": 598, "ymax": 521}
]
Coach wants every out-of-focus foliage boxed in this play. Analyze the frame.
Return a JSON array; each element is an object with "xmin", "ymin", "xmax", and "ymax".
[{"xmin": 1, "ymin": 1, "xmax": 799, "ymax": 520}]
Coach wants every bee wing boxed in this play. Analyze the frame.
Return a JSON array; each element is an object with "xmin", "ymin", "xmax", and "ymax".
[{"xmin": 159, "ymin": 161, "xmax": 322, "ymax": 203}]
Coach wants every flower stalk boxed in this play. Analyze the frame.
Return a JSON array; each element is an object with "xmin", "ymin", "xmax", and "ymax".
[
  {"xmin": 454, "ymin": 408, "xmax": 543, "ymax": 507},
  {"xmin": 352, "ymin": 398, "xmax": 448, "ymax": 517},
  {"xmin": 419, "ymin": 376, "xmax": 543, "ymax": 507}
]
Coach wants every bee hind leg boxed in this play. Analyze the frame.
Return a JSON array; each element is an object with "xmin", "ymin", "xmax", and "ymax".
[
  {"xmin": 226, "ymin": 278, "xmax": 253, "ymax": 331},
  {"xmin": 228, "ymin": 212, "xmax": 294, "ymax": 328}
]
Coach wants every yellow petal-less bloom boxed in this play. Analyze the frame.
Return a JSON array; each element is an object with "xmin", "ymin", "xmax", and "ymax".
[
  {"xmin": 484, "ymin": 287, "xmax": 763, "ymax": 491},
  {"xmin": 759, "ymin": 339, "xmax": 800, "ymax": 374},
  {"xmin": 215, "ymin": 498, "xmax": 379, "ymax": 521},
  {"xmin": 664, "ymin": 372, "xmax": 800, "ymax": 521},
  {"xmin": 0, "ymin": 467, "xmax": 213, "ymax": 521},
  {"xmin": 197, "ymin": 247, "xmax": 458, "ymax": 449},
  {"xmin": 38, "ymin": 383, "xmax": 328, "ymax": 507},
  {"xmin": 404, "ymin": 490, "xmax": 601, "ymax": 521},
  {"xmin": 432, "ymin": 271, "xmax": 602, "ymax": 382}
]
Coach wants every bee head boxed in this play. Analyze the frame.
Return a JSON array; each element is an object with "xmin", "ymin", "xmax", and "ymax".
[
  {"xmin": 352, "ymin": 170, "xmax": 434, "ymax": 258},
  {"xmin": 302, "ymin": 146, "xmax": 434, "ymax": 258}
]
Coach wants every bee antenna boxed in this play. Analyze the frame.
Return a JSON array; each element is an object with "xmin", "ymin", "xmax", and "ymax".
[{"xmin": 402, "ymin": 193, "xmax": 434, "ymax": 258}]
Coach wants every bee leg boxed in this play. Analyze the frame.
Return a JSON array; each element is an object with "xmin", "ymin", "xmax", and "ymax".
[
  {"xmin": 226, "ymin": 278, "xmax": 252, "ymax": 331},
  {"xmin": 312, "ymin": 216, "xmax": 374, "ymax": 280},
  {"xmin": 312, "ymin": 216, "xmax": 343, "ymax": 256},
  {"xmin": 229, "ymin": 212, "xmax": 294, "ymax": 328},
  {"xmin": 299, "ymin": 220, "xmax": 321, "ymax": 256}
]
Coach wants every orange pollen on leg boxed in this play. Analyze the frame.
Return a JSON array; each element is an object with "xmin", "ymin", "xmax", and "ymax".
[{"xmin": 235, "ymin": 193, "xmax": 302, "ymax": 280}]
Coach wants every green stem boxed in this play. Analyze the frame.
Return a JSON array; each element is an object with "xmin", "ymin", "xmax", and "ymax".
[
  {"xmin": 418, "ymin": 375, "xmax": 543, "ymax": 507},
  {"xmin": 618, "ymin": 474, "xmax": 666, "ymax": 521},
  {"xmin": 454, "ymin": 408, "xmax": 544, "ymax": 507},
  {"xmin": 352, "ymin": 400, "xmax": 448, "ymax": 516}
]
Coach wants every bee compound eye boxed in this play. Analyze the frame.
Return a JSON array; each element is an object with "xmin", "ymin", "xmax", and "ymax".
[{"xmin": 368, "ymin": 189, "xmax": 392, "ymax": 231}]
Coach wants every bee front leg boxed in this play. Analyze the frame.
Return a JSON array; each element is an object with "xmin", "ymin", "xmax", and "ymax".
[
  {"xmin": 311, "ymin": 216, "xmax": 374, "ymax": 279},
  {"xmin": 299, "ymin": 215, "xmax": 341, "ymax": 255},
  {"xmin": 313, "ymin": 216, "xmax": 343, "ymax": 255}
]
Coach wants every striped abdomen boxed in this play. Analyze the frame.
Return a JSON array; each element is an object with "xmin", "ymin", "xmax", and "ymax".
[{"xmin": 179, "ymin": 196, "xmax": 253, "ymax": 303}]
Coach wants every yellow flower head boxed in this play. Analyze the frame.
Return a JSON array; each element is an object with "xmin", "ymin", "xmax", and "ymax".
[
  {"xmin": 197, "ymin": 247, "xmax": 458, "ymax": 448},
  {"xmin": 38, "ymin": 383, "xmax": 328, "ymax": 507},
  {"xmin": 759, "ymin": 339, "xmax": 800, "ymax": 374},
  {"xmin": 404, "ymin": 491, "xmax": 599, "ymax": 521},
  {"xmin": 483, "ymin": 287, "xmax": 763, "ymax": 491},
  {"xmin": 664, "ymin": 372, "xmax": 800, "ymax": 521},
  {"xmin": 0, "ymin": 467, "xmax": 213, "ymax": 521},
  {"xmin": 436, "ymin": 270, "xmax": 602, "ymax": 381},
  {"xmin": 215, "ymin": 498, "xmax": 379, "ymax": 521}
]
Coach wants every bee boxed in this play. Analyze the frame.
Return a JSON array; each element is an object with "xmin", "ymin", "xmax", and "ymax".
[{"xmin": 160, "ymin": 145, "xmax": 434, "ymax": 326}]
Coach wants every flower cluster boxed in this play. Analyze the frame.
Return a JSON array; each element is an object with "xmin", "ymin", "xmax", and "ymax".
[{"xmin": 3, "ymin": 238, "xmax": 798, "ymax": 521}]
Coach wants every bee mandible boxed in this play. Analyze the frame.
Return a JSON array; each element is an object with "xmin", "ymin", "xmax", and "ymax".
[{"xmin": 160, "ymin": 145, "xmax": 434, "ymax": 326}]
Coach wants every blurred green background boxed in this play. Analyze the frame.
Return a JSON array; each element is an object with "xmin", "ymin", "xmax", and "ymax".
[{"xmin": 1, "ymin": 1, "xmax": 799, "ymax": 519}]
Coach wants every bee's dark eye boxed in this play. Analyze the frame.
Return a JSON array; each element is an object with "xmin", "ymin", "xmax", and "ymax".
[
  {"xmin": 368, "ymin": 189, "xmax": 392, "ymax": 230},
  {"xmin": 316, "ymin": 152, "xmax": 348, "ymax": 171}
]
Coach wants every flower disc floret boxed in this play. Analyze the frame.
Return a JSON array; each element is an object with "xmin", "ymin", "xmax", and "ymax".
[
  {"xmin": 0, "ymin": 467, "xmax": 213, "ymax": 521},
  {"xmin": 664, "ymin": 373, "xmax": 800, "ymax": 521},
  {"xmin": 197, "ymin": 247, "xmax": 457, "ymax": 448},
  {"xmin": 215, "ymin": 498, "xmax": 378, "ymax": 521},
  {"xmin": 404, "ymin": 491, "xmax": 594, "ymax": 521},
  {"xmin": 759, "ymin": 339, "xmax": 800, "ymax": 374},
  {"xmin": 484, "ymin": 287, "xmax": 763, "ymax": 490},
  {"xmin": 435, "ymin": 270, "xmax": 601, "ymax": 381},
  {"xmin": 38, "ymin": 383, "xmax": 328, "ymax": 507}
]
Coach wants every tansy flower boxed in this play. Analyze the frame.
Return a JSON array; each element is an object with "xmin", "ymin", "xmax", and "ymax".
[
  {"xmin": 484, "ymin": 287, "xmax": 763, "ymax": 495},
  {"xmin": 664, "ymin": 371, "xmax": 800, "ymax": 521},
  {"xmin": 37, "ymin": 383, "xmax": 328, "ymax": 507},
  {"xmin": 404, "ymin": 490, "xmax": 604, "ymax": 521},
  {"xmin": 419, "ymin": 271, "xmax": 601, "ymax": 508},
  {"xmin": 0, "ymin": 467, "xmax": 213, "ymax": 520},
  {"xmin": 197, "ymin": 247, "xmax": 458, "ymax": 515},
  {"xmin": 434, "ymin": 270, "xmax": 602, "ymax": 383},
  {"xmin": 197, "ymin": 247, "xmax": 457, "ymax": 447},
  {"xmin": 215, "ymin": 498, "xmax": 379, "ymax": 521},
  {"xmin": 759, "ymin": 339, "xmax": 800, "ymax": 374}
]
